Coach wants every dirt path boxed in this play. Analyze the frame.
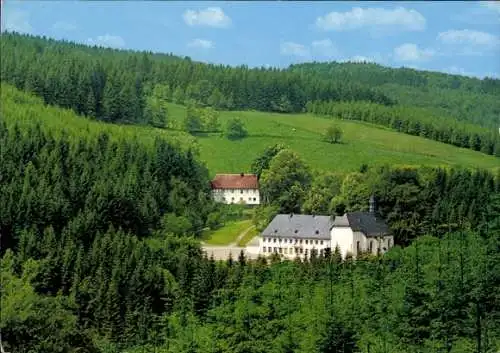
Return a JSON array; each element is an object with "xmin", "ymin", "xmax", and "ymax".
[
  {"xmin": 228, "ymin": 225, "xmax": 255, "ymax": 247},
  {"xmin": 202, "ymin": 225, "xmax": 258, "ymax": 260}
]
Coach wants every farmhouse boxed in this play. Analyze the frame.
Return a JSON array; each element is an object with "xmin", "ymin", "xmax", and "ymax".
[
  {"xmin": 259, "ymin": 196, "xmax": 393, "ymax": 259},
  {"xmin": 211, "ymin": 173, "xmax": 260, "ymax": 205}
]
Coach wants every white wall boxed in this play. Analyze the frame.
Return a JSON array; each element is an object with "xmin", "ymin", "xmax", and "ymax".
[
  {"xmin": 212, "ymin": 188, "xmax": 260, "ymax": 205},
  {"xmin": 330, "ymin": 226, "xmax": 354, "ymax": 259},
  {"xmin": 352, "ymin": 231, "xmax": 394, "ymax": 257},
  {"xmin": 259, "ymin": 236, "xmax": 331, "ymax": 260}
]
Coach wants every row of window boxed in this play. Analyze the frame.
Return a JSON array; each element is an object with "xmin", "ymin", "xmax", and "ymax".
[
  {"xmin": 264, "ymin": 237, "xmax": 324, "ymax": 246},
  {"xmin": 262, "ymin": 247, "xmax": 325, "ymax": 256},
  {"xmin": 222, "ymin": 197, "xmax": 257, "ymax": 202}
]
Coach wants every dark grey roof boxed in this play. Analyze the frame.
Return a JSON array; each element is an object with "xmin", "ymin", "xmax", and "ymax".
[
  {"xmin": 261, "ymin": 214, "xmax": 333, "ymax": 240},
  {"xmin": 343, "ymin": 212, "xmax": 390, "ymax": 237}
]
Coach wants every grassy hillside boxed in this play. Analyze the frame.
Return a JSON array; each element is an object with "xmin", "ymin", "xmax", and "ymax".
[
  {"xmin": 2, "ymin": 83, "xmax": 498, "ymax": 175},
  {"xmin": 2, "ymin": 33, "xmax": 499, "ymax": 157},
  {"xmin": 169, "ymin": 102, "xmax": 500, "ymax": 174},
  {"xmin": 0, "ymin": 83, "xmax": 197, "ymax": 152}
]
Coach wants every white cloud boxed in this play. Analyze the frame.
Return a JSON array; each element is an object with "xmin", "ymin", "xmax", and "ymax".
[
  {"xmin": 311, "ymin": 39, "xmax": 338, "ymax": 57},
  {"xmin": 183, "ymin": 7, "xmax": 231, "ymax": 28},
  {"xmin": 187, "ymin": 38, "xmax": 214, "ymax": 49},
  {"xmin": 315, "ymin": 7, "xmax": 426, "ymax": 32},
  {"xmin": 87, "ymin": 34, "xmax": 125, "ymax": 49},
  {"xmin": 280, "ymin": 41, "xmax": 310, "ymax": 58},
  {"xmin": 2, "ymin": 9, "xmax": 32, "ymax": 33},
  {"xmin": 393, "ymin": 43, "xmax": 435, "ymax": 62},
  {"xmin": 52, "ymin": 21, "xmax": 77, "ymax": 32},
  {"xmin": 437, "ymin": 29, "xmax": 500, "ymax": 49}
]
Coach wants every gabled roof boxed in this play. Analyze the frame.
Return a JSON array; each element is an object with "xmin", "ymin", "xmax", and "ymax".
[
  {"xmin": 334, "ymin": 212, "xmax": 390, "ymax": 237},
  {"xmin": 211, "ymin": 173, "xmax": 259, "ymax": 189},
  {"xmin": 261, "ymin": 214, "xmax": 334, "ymax": 240}
]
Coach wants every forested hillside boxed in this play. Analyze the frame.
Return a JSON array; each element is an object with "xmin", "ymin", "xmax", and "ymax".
[
  {"xmin": 290, "ymin": 62, "xmax": 500, "ymax": 128},
  {"xmin": 2, "ymin": 32, "xmax": 499, "ymax": 157},
  {"xmin": 2, "ymin": 31, "xmax": 500, "ymax": 353}
]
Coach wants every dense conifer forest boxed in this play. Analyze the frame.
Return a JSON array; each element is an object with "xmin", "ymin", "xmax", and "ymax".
[{"xmin": 1, "ymin": 32, "xmax": 500, "ymax": 353}]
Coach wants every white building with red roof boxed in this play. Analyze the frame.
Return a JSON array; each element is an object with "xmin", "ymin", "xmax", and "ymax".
[{"xmin": 210, "ymin": 173, "xmax": 260, "ymax": 205}]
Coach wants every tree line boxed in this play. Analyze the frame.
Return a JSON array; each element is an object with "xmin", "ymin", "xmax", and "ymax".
[
  {"xmin": 290, "ymin": 61, "xmax": 500, "ymax": 128},
  {"xmin": 306, "ymin": 100, "xmax": 500, "ymax": 157},
  {"xmin": 0, "ymin": 32, "xmax": 393, "ymax": 126}
]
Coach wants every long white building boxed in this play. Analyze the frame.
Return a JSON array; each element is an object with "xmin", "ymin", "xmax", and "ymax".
[
  {"xmin": 211, "ymin": 173, "xmax": 260, "ymax": 205},
  {"xmin": 259, "ymin": 197, "xmax": 393, "ymax": 259}
]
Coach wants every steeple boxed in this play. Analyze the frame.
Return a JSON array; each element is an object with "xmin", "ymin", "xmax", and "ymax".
[{"xmin": 369, "ymin": 194, "xmax": 376, "ymax": 214}]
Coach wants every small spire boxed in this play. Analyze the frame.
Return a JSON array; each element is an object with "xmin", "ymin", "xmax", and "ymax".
[{"xmin": 369, "ymin": 194, "xmax": 376, "ymax": 214}]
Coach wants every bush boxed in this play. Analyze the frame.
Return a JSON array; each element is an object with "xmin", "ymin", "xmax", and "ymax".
[
  {"xmin": 323, "ymin": 124, "xmax": 343, "ymax": 144},
  {"xmin": 225, "ymin": 118, "xmax": 248, "ymax": 140}
]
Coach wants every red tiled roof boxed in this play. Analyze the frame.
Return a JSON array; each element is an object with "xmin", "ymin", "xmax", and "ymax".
[{"xmin": 211, "ymin": 174, "xmax": 259, "ymax": 189}]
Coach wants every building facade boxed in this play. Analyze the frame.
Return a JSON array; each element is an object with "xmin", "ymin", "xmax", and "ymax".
[
  {"xmin": 260, "ymin": 214, "xmax": 333, "ymax": 260},
  {"xmin": 259, "ymin": 197, "xmax": 394, "ymax": 259},
  {"xmin": 211, "ymin": 173, "xmax": 260, "ymax": 205}
]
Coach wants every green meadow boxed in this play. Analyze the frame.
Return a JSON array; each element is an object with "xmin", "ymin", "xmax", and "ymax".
[
  {"xmin": 2, "ymin": 83, "xmax": 498, "ymax": 175},
  {"xmin": 167, "ymin": 103, "xmax": 499, "ymax": 175}
]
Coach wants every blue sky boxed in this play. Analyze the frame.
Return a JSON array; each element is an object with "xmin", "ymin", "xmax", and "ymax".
[{"xmin": 2, "ymin": 1, "xmax": 500, "ymax": 78}]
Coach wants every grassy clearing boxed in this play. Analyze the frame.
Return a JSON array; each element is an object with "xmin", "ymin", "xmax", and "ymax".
[
  {"xmin": 165, "ymin": 103, "xmax": 500, "ymax": 176},
  {"xmin": 202, "ymin": 220, "xmax": 253, "ymax": 246},
  {"xmin": 4, "ymin": 83, "xmax": 498, "ymax": 176},
  {"xmin": 236, "ymin": 227, "xmax": 259, "ymax": 247}
]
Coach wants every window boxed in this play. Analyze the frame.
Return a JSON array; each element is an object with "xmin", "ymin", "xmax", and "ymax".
[
  {"xmin": 262, "ymin": 247, "xmax": 266, "ymax": 252},
  {"xmin": 320, "ymin": 240, "xmax": 324, "ymax": 245},
  {"xmin": 240, "ymin": 189, "xmax": 243, "ymax": 194},
  {"xmin": 284, "ymin": 248, "xmax": 288, "ymax": 254},
  {"xmin": 300, "ymin": 239, "xmax": 303, "ymax": 244},
  {"xmin": 300, "ymin": 248, "xmax": 304, "ymax": 254},
  {"xmin": 273, "ymin": 247, "xmax": 277, "ymax": 253},
  {"xmin": 273, "ymin": 238, "xmax": 276, "ymax": 243},
  {"xmin": 356, "ymin": 241, "xmax": 360, "ymax": 254},
  {"xmin": 268, "ymin": 247, "xmax": 271, "ymax": 252},
  {"xmin": 305, "ymin": 240, "xmax": 308, "ymax": 245},
  {"xmin": 279, "ymin": 238, "xmax": 282, "ymax": 243},
  {"xmin": 279, "ymin": 248, "xmax": 282, "ymax": 254},
  {"xmin": 369, "ymin": 241, "xmax": 373, "ymax": 253},
  {"xmin": 315, "ymin": 240, "xmax": 318, "ymax": 245},
  {"xmin": 248, "ymin": 197, "xmax": 251, "ymax": 201},
  {"xmin": 289, "ymin": 239, "xmax": 292, "ymax": 244},
  {"xmin": 253, "ymin": 198, "xmax": 256, "ymax": 201},
  {"xmin": 305, "ymin": 249, "xmax": 308, "ymax": 256},
  {"xmin": 240, "ymin": 197, "xmax": 243, "ymax": 201}
]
